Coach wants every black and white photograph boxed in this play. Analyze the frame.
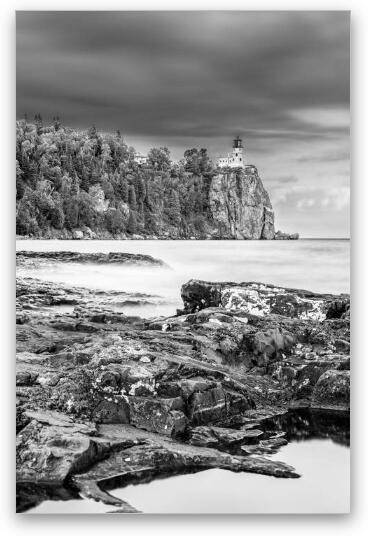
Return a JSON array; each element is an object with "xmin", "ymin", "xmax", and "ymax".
[{"xmin": 15, "ymin": 10, "xmax": 350, "ymax": 514}]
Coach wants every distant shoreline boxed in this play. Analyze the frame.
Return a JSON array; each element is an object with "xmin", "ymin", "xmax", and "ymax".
[{"xmin": 16, "ymin": 235, "xmax": 349, "ymax": 242}]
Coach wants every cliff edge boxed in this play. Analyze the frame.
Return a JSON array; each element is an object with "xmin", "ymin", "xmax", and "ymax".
[{"xmin": 208, "ymin": 166, "xmax": 275, "ymax": 239}]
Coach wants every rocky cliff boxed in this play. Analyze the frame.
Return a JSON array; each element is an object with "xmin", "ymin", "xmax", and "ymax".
[{"xmin": 208, "ymin": 166, "xmax": 275, "ymax": 239}]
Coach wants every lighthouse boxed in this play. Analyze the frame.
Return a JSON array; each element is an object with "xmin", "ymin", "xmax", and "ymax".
[{"xmin": 217, "ymin": 136, "xmax": 245, "ymax": 168}]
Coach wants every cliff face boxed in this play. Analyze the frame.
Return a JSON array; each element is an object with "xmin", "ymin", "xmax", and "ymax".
[{"xmin": 208, "ymin": 167, "xmax": 275, "ymax": 239}]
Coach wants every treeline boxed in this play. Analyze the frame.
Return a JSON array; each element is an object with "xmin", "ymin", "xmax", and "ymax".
[{"xmin": 16, "ymin": 117, "xmax": 218, "ymax": 238}]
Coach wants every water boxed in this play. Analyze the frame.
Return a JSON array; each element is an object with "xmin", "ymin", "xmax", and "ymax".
[
  {"xmin": 114, "ymin": 440, "xmax": 350, "ymax": 514},
  {"xmin": 24, "ymin": 411, "xmax": 350, "ymax": 514},
  {"xmin": 16, "ymin": 239, "xmax": 349, "ymax": 318}
]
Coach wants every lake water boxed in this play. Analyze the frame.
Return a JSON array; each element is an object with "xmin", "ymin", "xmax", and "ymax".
[
  {"xmin": 26, "ymin": 423, "xmax": 350, "ymax": 514},
  {"xmin": 16, "ymin": 239, "xmax": 349, "ymax": 318}
]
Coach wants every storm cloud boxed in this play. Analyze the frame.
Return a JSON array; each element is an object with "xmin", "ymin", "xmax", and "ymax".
[{"xmin": 16, "ymin": 11, "xmax": 350, "ymax": 237}]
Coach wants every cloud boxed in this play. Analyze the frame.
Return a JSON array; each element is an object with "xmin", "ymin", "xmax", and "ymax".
[
  {"xmin": 288, "ymin": 107, "xmax": 350, "ymax": 129},
  {"xmin": 276, "ymin": 186, "xmax": 350, "ymax": 212}
]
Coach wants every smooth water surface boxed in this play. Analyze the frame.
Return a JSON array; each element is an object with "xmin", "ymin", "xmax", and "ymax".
[
  {"xmin": 16, "ymin": 239, "xmax": 349, "ymax": 318},
  {"xmin": 27, "ymin": 437, "xmax": 350, "ymax": 514}
]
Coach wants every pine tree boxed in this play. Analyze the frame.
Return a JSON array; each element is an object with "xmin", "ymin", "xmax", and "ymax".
[
  {"xmin": 128, "ymin": 185, "xmax": 137, "ymax": 211},
  {"xmin": 126, "ymin": 210, "xmax": 137, "ymax": 235}
]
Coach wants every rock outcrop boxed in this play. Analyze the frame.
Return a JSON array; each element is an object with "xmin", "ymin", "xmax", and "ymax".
[
  {"xmin": 16, "ymin": 275, "xmax": 350, "ymax": 512},
  {"xmin": 181, "ymin": 279, "xmax": 350, "ymax": 321},
  {"xmin": 17, "ymin": 251, "xmax": 168, "ymax": 267},
  {"xmin": 208, "ymin": 167, "xmax": 275, "ymax": 239}
]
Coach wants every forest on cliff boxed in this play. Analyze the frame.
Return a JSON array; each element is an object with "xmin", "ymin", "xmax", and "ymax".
[{"xmin": 16, "ymin": 118, "xmax": 224, "ymax": 238}]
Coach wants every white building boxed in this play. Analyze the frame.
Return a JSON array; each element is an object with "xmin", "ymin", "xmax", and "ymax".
[
  {"xmin": 217, "ymin": 136, "xmax": 245, "ymax": 168},
  {"xmin": 134, "ymin": 153, "xmax": 148, "ymax": 165}
]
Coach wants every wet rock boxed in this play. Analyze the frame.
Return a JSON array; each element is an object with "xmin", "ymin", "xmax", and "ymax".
[
  {"xmin": 241, "ymin": 433, "xmax": 288, "ymax": 456},
  {"xmin": 293, "ymin": 359, "xmax": 347, "ymax": 400},
  {"xmin": 16, "ymin": 404, "xmax": 31, "ymax": 433},
  {"xmin": 16, "ymin": 421, "xmax": 109, "ymax": 484},
  {"xmin": 251, "ymin": 327, "xmax": 295, "ymax": 366},
  {"xmin": 189, "ymin": 425, "xmax": 263, "ymax": 447},
  {"xmin": 129, "ymin": 397, "xmax": 188, "ymax": 437},
  {"xmin": 187, "ymin": 386, "xmax": 227, "ymax": 425},
  {"xmin": 274, "ymin": 231, "xmax": 299, "ymax": 240},
  {"xmin": 17, "ymin": 250, "xmax": 167, "ymax": 267},
  {"xmin": 71, "ymin": 424, "xmax": 299, "ymax": 504},
  {"xmin": 312, "ymin": 370, "xmax": 350, "ymax": 411},
  {"xmin": 181, "ymin": 280, "xmax": 349, "ymax": 321},
  {"xmin": 16, "ymin": 311, "xmax": 30, "ymax": 324},
  {"xmin": 334, "ymin": 338, "xmax": 350, "ymax": 352},
  {"xmin": 74, "ymin": 305, "xmax": 127, "ymax": 324},
  {"xmin": 16, "ymin": 371, "xmax": 39, "ymax": 386},
  {"xmin": 92, "ymin": 399, "xmax": 130, "ymax": 424}
]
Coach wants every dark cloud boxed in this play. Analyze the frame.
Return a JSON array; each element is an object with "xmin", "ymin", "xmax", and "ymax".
[
  {"xmin": 16, "ymin": 11, "xmax": 350, "ymax": 236},
  {"xmin": 16, "ymin": 11, "xmax": 349, "ymax": 136}
]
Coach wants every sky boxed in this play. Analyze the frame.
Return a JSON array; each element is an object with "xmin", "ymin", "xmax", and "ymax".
[{"xmin": 16, "ymin": 11, "xmax": 350, "ymax": 237}]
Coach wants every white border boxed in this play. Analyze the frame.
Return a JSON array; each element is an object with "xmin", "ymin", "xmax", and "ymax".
[{"xmin": 1, "ymin": 0, "xmax": 367, "ymax": 534}]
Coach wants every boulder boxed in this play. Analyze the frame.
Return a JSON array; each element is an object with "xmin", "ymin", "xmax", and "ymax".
[
  {"xmin": 181, "ymin": 280, "xmax": 349, "ymax": 321},
  {"xmin": 251, "ymin": 327, "xmax": 295, "ymax": 366},
  {"xmin": 92, "ymin": 399, "xmax": 130, "ymax": 424},
  {"xmin": 16, "ymin": 421, "xmax": 110, "ymax": 484},
  {"xmin": 72, "ymin": 230, "xmax": 84, "ymax": 240},
  {"xmin": 312, "ymin": 370, "xmax": 350, "ymax": 411},
  {"xmin": 187, "ymin": 386, "xmax": 227, "ymax": 425},
  {"xmin": 129, "ymin": 396, "xmax": 188, "ymax": 437}
]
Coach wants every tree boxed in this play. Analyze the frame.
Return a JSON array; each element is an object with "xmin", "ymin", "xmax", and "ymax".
[
  {"xmin": 105, "ymin": 208, "xmax": 125, "ymax": 234},
  {"xmin": 165, "ymin": 189, "xmax": 181, "ymax": 225},
  {"xmin": 53, "ymin": 116, "xmax": 61, "ymax": 131},
  {"xmin": 184, "ymin": 148, "xmax": 200, "ymax": 174},
  {"xmin": 128, "ymin": 185, "xmax": 137, "ymax": 211},
  {"xmin": 34, "ymin": 114, "xmax": 43, "ymax": 135},
  {"xmin": 15, "ymin": 118, "xmax": 219, "ymax": 238},
  {"xmin": 126, "ymin": 210, "xmax": 137, "ymax": 235},
  {"xmin": 147, "ymin": 147, "xmax": 171, "ymax": 171},
  {"xmin": 88, "ymin": 124, "xmax": 98, "ymax": 139}
]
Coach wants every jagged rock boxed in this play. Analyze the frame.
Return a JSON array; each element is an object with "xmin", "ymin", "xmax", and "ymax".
[
  {"xmin": 92, "ymin": 399, "xmax": 130, "ymax": 424},
  {"xmin": 129, "ymin": 397, "xmax": 188, "ymax": 436},
  {"xmin": 312, "ymin": 370, "xmax": 350, "ymax": 411},
  {"xmin": 16, "ymin": 421, "xmax": 109, "ymax": 484},
  {"xmin": 187, "ymin": 386, "xmax": 227, "ymax": 425},
  {"xmin": 16, "ymin": 371, "xmax": 39, "ymax": 386},
  {"xmin": 71, "ymin": 424, "xmax": 300, "ymax": 502},
  {"xmin": 74, "ymin": 305, "xmax": 126, "ymax": 324},
  {"xmin": 189, "ymin": 425, "xmax": 263, "ymax": 447},
  {"xmin": 274, "ymin": 231, "xmax": 299, "ymax": 240},
  {"xmin": 16, "ymin": 403, "xmax": 31, "ymax": 433},
  {"xmin": 251, "ymin": 327, "xmax": 295, "ymax": 366},
  {"xmin": 293, "ymin": 359, "xmax": 347, "ymax": 399}
]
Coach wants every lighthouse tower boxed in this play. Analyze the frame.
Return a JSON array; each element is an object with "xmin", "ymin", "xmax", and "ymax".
[
  {"xmin": 231, "ymin": 136, "xmax": 244, "ymax": 167},
  {"xmin": 217, "ymin": 136, "xmax": 245, "ymax": 168}
]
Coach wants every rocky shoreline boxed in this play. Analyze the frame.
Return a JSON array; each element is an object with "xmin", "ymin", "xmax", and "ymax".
[
  {"xmin": 16, "ymin": 274, "xmax": 350, "ymax": 513},
  {"xmin": 17, "ymin": 230, "xmax": 299, "ymax": 241}
]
